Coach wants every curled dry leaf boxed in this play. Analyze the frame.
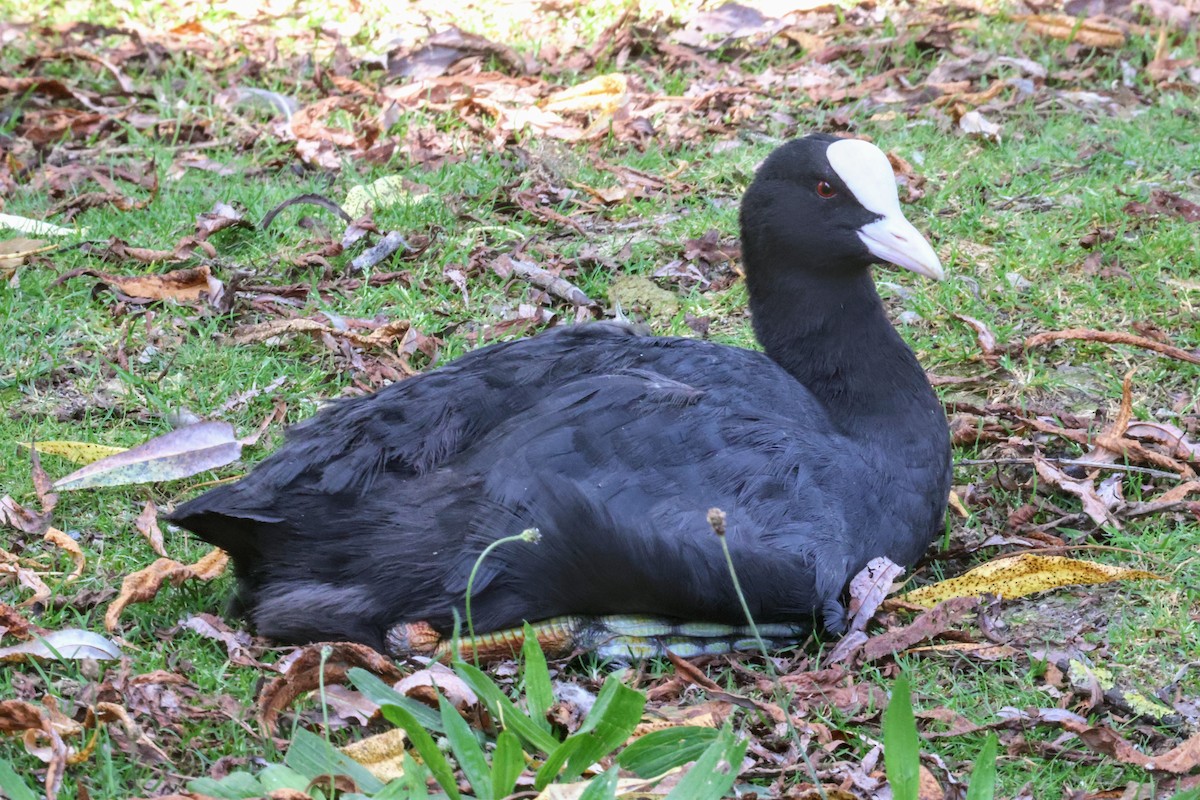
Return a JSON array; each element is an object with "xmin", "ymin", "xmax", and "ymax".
[
  {"xmin": 1034, "ymin": 456, "xmax": 1119, "ymax": 527},
  {"xmin": 43, "ymin": 528, "xmax": 84, "ymax": 580},
  {"xmin": 104, "ymin": 548, "xmax": 228, "ymax": 631},
  {"xmin": 181, "ymin": 612, "xmax": 270, "ymax": 668},
  {"xmin": 56, "ymin": 264, "xmax": 226, "ymax": 305},
  {"xmin": 134, "ymin": 499, "xmax": 167, "ymax": 557},
  {"xmin": 858, "ymin": 596, "xmax": 980, "ymax": 664},
  {"xmin": 0, "ymin": 548, "xmax": 52, "ymax": 607},
  {"xmin": 257, "ymin": 642, "xmax": 404, "ymax": 734},
  {"xmin": 340, "ymin": 728, "xmax": 409, "ymax": 781},
  {"xmin": 958, "ymin": 110, "xmax": 1002, "ymax": 143},
  {"xmin": 543, "ymin": 73, "xmax": 628, "ymax": 114},
  {"xmin": 902, "ymin": 554, "xmax": 1164, "ymax": 608},
  {"xmin": 53, "ymin": 421, "xmax": 243, "ymax": 491},
  {"xmin": 845, "ymin": 557, "xmax": 905, "ymax": 635}
]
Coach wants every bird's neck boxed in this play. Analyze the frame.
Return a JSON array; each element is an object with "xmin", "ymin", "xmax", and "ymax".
[{"xmin": 748, "ymin": 269, "xmax": 939, "ymax": 433}]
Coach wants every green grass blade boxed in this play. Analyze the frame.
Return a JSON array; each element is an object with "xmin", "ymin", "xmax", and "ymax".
[
  {"xmin": 965, "ymin": 733, "xmax": 998, "ymax": 800},
  {"xmin": 347, "ymin": 667, "xmax": 444, "ymax": 733},
  {"xmin": 535, "ymin": 736, "xmax": 586, "ymax": 790},
  {"xmin": 490, "ymin": 730, "xmax": 525, "ymax": 798},
  {"xmin": 1168, "ymin": 790, "xmax": 1200, "ymax": 800},
  {"xmin": 454, "ymin": 660, "xmax": 561, "ymax": 754},
  {"xmin": 520, "ymin": 621, "xmax": 554, "ymax": 734},
  {"xmin": 617, "ymin": 726, "xmax": 720, "ymax": 778},
  {"xmin": 0, "ymin": 759, "xmax": 39, "ymax": 800},
  {"xmin": 438, "ymin": 693, "xmax": 494, "ymax": 800},
  {"xmin": 186, "ymin": 772, "xmax": 262, "ymax": 799},
  {"xmin": 882, "ymin": 676, "xmax": 921, "ymax": 800},
  {"xmin": 577, "ymin": 765, "xmax": 621, "ymax": 800},
  {"xmin": 380, "ymin": 704, "xmax": 463, "ymax": 800},
  {"xmin": 661, "ymin": 725, "xmax": 748, "ymax": 800},
  {"xmin": 562, "ymin": 675, "xmax": 645, "ymax": 779},
  {"xmin": 284, "ymin": 728, "xmax": 385, "ymax": 795}
]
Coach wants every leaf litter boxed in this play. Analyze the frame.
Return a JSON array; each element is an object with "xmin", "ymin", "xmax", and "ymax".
[{"xmin": 2, "ymin": 0, "xmax": 1199, "ymax": 797}]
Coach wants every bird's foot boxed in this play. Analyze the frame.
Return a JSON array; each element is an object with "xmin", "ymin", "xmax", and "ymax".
[{"xmin": 384, "ymin": 615, "xmax": 811, "ymax": 663}]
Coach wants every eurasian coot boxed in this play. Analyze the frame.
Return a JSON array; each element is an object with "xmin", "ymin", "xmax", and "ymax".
[{"xmin": 171, "ymin": 134, "xmax": 952, "ymax": 655}]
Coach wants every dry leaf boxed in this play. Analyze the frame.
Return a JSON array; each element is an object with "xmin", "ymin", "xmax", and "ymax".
[
  {"xmin": 32, "ymin": 440, "xmax": 127, "ymax": 465},
  {"xmin": 104, "ymin": 548, "xmax": 228, "ymax": 631},
  {"xmin": 543, "ymin": 73, "xmax": 628, "ymax": 114},
  {"xmin": 340, "ymin": 728, "xmax": 409, "ymax": 781},
  {"xmin": 43, "ymin": 528, "xmax": 84, "ymax": 580},
  {"xmin": 0, "ymin": 628, "xmax": 121, "ymax": 662},
  {"xmin": 62, "ymin": 264, "xmax": 225, "ymax": 304},
  {"xmin": 134, "ymin": 499, "xmax": 167, "ymax": 556},
  {"xmin": 1034, "ymin": 456, "xmax": 1118, "ymax": 527},
  {"xmin": 54, "ymin": 421, "xmax": 243, "ymax": 491},
  {"xmin": 902, "ymin": 554, "xmax": 1164, "ymax": 608}
]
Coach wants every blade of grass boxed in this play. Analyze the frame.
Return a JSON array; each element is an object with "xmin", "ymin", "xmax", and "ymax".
[
  {"xmin": 965, "ymin": 733, "xmax": 998, "ymax": 800},
  {"xmin": 348, "ymin": 667, "xmax": 443, "ymax": 733},
  {"xmin": 661, "ymin": 725, "xmax": 748, "ymax": 800},
  {"xmin": 454, "ymin": 660, "xmax": 561, "ymax": 754},
  {"xmin": 380, "ymin": 703, "xmax": 463, "ymax": 800},
  {"xmin": 521, "ymin": 621, "xmax": 554, "ymax": 734},
  {"xmin": 883, "ymin": 676, "xmax": 921, "ymax": 800},
  {"xmin": 490, "ymin": 730, "xmax": 525, "ymax": 799},
  {"xmin": 438, "ymin": 693, "xmax": 495, "ymax": 800},
  {"xmin": 577, "ymin": 765, "xmax": 621, "ymax": 800},
  {"xmin": 617, "ymin": 727, "xmax": 719, "ymax": 778}
]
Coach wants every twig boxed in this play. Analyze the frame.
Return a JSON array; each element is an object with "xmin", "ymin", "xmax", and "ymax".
[
  {"xmin": 1025, "ymin": 328, "xmax": 1200, "ymax": 365},
  {"xmin": 955, "ymin": 457, "xmax": 1181, "ymax": 480}
]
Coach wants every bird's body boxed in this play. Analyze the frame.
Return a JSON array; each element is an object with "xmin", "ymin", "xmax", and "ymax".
[{"xmin": 171, "ymin": 135, "xmax": 952, "ymax": 654}]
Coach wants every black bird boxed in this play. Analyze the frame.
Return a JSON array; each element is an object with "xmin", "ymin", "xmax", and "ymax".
[{"xmin": 170, "ymin": 134, "xmax": 952, "ymax": 655}]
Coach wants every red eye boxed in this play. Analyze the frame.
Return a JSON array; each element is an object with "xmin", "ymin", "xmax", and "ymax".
[{"xmin": 816, "ymin": 180, "xmax": 837, "ymax": 198}]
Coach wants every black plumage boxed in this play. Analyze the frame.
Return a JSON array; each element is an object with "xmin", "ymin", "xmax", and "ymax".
[{"xmin": 170, "ymin": 134, "xmax": 952, "ymax": 652}]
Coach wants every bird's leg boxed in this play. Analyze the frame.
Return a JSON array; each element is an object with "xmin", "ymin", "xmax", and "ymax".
[{"xmin": 385, "ymin": 616, "xmax": 811, "ymax": 664}]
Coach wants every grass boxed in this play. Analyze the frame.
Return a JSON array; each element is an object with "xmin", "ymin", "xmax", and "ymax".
[{"xmin": 1, "ymin": 0, "xmax": 1198, "ymax": 797}]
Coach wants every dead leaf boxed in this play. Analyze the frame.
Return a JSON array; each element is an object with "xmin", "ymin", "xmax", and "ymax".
[
  {"xmin": 258, "ymin": 642, "xmax": 403, "ymax": 734},
  {"xmin": 104, "ymin": 548, "xmax": 228, "ymax": 631},
  {"xmin": 1123, "ymin": 189, "xmax": 1200, "ymax": 223},
  {"xmin": 958, "ymin": 110, "xmax": 1002, "ymax": 142},
  {"xmin": 134, "ymin": 500, "xmax": 167, "ymax": 557},
  {"xmin": 1034, "ymin": 456, "xmax": 1119, "ymax": 527},
  {"xmin": 53, "ymin": 421, "xmax": 243, "ymax": 491},
  {"xmin": 31, "ymin": 440, "xmax": 127, "ymax": 465},
  {"xmin": 0, "ymin": 628, "xmax": 121, "ymax": 662},
  {"xmin": 902, "ymin": 554, "xmax": 1164, "ymax": 608},
  {"xmin": 846, "ymin": 557, "xmax": 904, "ymax": 634},
  {"xmin": 181, "ymin": 613, "xmax": 269, "ymax": 668},
  {"xmin": 859, "ymin": 596, "xmax": 980, "ymax": 663},
  {"xmin": 55, "ymin": 264, "xmax": 225, "ymax": 305},
  {"xmin": 43, "ymin": 528, "xmax": 84, "ymax": 580},
  {"xmin": 340, "ymin": 727, "xmax": 409, "ymax": 781},
  {"xmin": 543, "ymin": 74, "xmax": 628, "ymax": 114}
]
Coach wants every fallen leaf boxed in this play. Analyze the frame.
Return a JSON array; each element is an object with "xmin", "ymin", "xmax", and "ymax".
[
  {"xmin": 257, "ymin": 642, "xmax": 403, "ymax": 734},
  {"xmin": 0, "ymin": 628, "xmax": 121, "ymax": 662},
  {"xmin": 43, "ymin": 528, "xmax": 84, "ymax": 580},
  {"xmin": 0, "ymin": 212, "xmax": 83, "ymax": 237},
  {"xmin": 31, "ymin": 440, "xmax": 127, "ymax": 465},
  {"xmin": 340, "ymin": 727, "xmax": 409, "ymax": 781},
  {"xmin": 56, "ymin": 264, "xmax": 225, "ymax": 305},
  {"xmin": 181, "ymin": 613, "xmax": 269, "ymax": 668},
  {"xmin": 104, "ymin": 548, "xmax": 228, "ymax": 631},
  {"xmin": 134, "ymin": 500, "xmax": 167, "ymax": 557},
  {"xmin": 1123, "ymin": 189, "xmax": 1200, "ymax": 223},
  {"xmin": 53, "ymin": 421, "xmax": 243, "ymax": 491},
  {"xmin": 902, "ymin": 554, "xmax": 1164, "ymax": 608},
  {"xmin": 343, "ymin": 175, "xmax": 431, "ymax": 217},
  {"xmin": 859, "ymin": 596, "xmax": 980, "ymax": 663},
  {"xmin": 958, "ymin": 110, "xmax": 1002, "ymax": 142},
  {"xmin": 1034, "ymin": 456, "xmax": 1119, "ymax": 527},
  {"xmin": 543, "ymin": 73, "xmax": 628, "ymax": 114}
]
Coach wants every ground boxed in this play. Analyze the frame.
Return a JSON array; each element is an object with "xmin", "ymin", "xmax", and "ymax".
[{"xmin": 0, "ymin": 0, "xmax": 1198, "ymax": 798}]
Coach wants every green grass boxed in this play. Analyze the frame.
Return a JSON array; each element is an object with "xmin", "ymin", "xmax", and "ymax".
[{"xmin": 1, "ymin": 1, "xmax": 1198, "ymax": 797}]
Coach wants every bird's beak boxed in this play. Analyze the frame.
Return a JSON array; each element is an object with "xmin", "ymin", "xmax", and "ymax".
[{"xmin": 857, "ymin": 213, "xmax": 944, "ymax": 281}]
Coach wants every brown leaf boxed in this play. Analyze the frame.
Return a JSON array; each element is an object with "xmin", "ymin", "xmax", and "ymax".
[
  {"xmin": 182, "ymin": 613, "xmax": 269, "ymax": 668},
  {"xmin": 134, "ymin": 500, "xmax": 167, "ymax": 557},
  {"xmin": 257, "ymin": 642, "xmax": 403, "ymax": 734},
  {"xmin": 104, "ymin": 548, "xmax": 228, "ymax": 631},
  {"xmin": 1034, "ymin": 456, "xmax": 1119, "ymax": 527},
  {"xmin": 43, "ymin": 528, "xmax": 84, "ymax": 580},
  {"xmin": 55, "ymin": 264, "xmax": 226, "ymax": 305},
  {"xmin": 859, "ymin": 596, "xmax": 980, "ymax": 663},
  {"xmin": 1124, "ymin": 189, "xmax": 1200, "ymax": 223}
]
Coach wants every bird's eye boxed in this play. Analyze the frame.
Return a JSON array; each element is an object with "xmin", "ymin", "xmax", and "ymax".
[{"xmin": 816, "ymin": 181, "xmax": 837, "ymax": 199}]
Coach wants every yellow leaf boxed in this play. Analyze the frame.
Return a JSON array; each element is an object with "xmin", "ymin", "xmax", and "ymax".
[
  {"xmin": 343, "ymin": 176, "xmax": 430, "ymax": 218},
  {"xmin": 32, "ymin": 440, "xmax": 127, "ymax": 466},
  {"xmin": 44, "ymin": 528, "xmax": 85, "ymax": 580},
  {"xmin": 543, "ymin": 74, "xmax": 628, "ymax": 114},
  {"xmin": 902, "ymin": 554, "xmax": 1164, "ymax": 608},
  {"xmin": 340, "ymin": 728, "xmax": 409, "ymax": 781}
]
